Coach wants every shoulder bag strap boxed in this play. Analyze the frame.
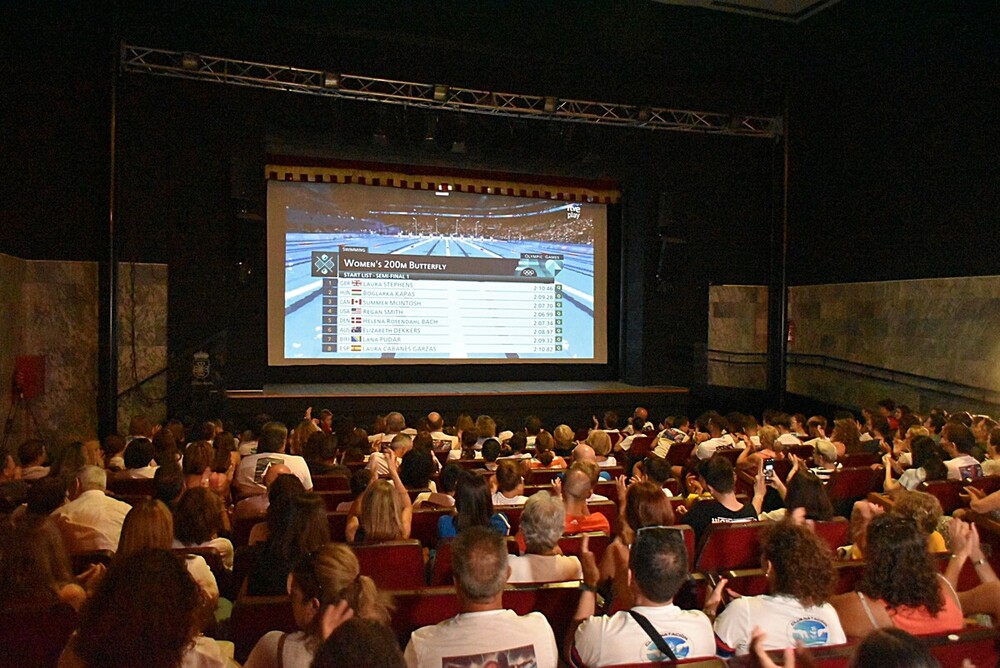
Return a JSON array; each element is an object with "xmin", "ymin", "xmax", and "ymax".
[{"xmin": 627, "ymin": 610, "xmax": 677, "ymax": 662}]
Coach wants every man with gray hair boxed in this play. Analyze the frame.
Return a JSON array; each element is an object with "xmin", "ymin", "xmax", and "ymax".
[
  {"xmin": 50, "ymin": 465, "xmax": 132, "ymax": 553},
  {"xmin": 508, "ymin": 491, "xmax": 583, "ymax": 583},
  {"xmin": 368, "ymin": 432, "xmax": 413, "ymax": 478},
  {"xmin": 404, "ymin": 527, "xmax": 558, "ymax": 668}
]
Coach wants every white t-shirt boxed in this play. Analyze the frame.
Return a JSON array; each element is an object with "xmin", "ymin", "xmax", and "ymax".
[
  {"xmin": 238, "ymin": 439, "xmax": 258, "ymax": 457},
  {"xmin": 776, "ymin": 433, "xmax": 803, "ymax": 447},
  {"xmin": 714, "ymin": 594, "xmax": 846, "ymax": 656},
  {"xmin": 244, "ymin": 630, "xmax": 314, "ymax": 668},
  {"xmin": 573, "ymin": 604, "xmax": 716, "ymax": 667},
  {"xmin": 492, "ymin": 491, "xmax": 528, "ymax": 506},
  {"xmin": 404, "ymin": 609, "xmax": 557, "ymax": 668},
  {"xmin": 898, "ymin": 466, "xmax": 927, "ymax": 490},
  {"xmin": 695, "ymin": 436, "xmax": 737, "ymax": 460},
  {"xmin": 234, "ymin": 452, "xmax": 313, "ymax": 495},
  {"xmin": 983, "ymin": 459, "xmax": 1000, "ymax": 476},
  {"xmin": 507, "ymin": 553, "xmax": 582, "ymax": 584},
  {"xmin": 945, "ymin": 454, "xmax": 983, "ymax": 481},
  {"xmin": 173, "ymin": 536, "xmax": 235, "ymax": 570},
  {"xmin": 50, "ymin": 489, "xmax": 132, "ymax": 553}
]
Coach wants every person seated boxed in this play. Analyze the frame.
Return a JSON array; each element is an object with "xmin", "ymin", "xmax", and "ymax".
[
  {"xmin": 18, "ymin": 439, "xmax": 50, "ymax": 481},
  {"xmin": 889, "ymin": 490, "xmax": 947, "ymax": 553},
  {"xmin": 708, "ymin": 521, "xmax": 846, "ymax": 656},
  {"xmin": 346, "ymin": 449, "xmax": 413, "ymax": 544},
  {"xmin": 415, "ymin": 463, "xmax": 461, "ymax": 509},
  {"xmin": 101, "ymin": 434, "xmax": 127, "ymax": 472},
  {"xmin": 336, "ymin": 468, "xmax": 373, "ymax": 512},
  {"xmin": 830, "ymin": 514, "xmax": 963, "ymax": 639},
  {"xmin": 0, "ymin": 514, "xmax": 98, "ymax": 613},
  {"xmin": 25, "ymin": 476, "xmax": 69, "ymax": 516},
  {"xmin": 245, "ymin": 492, "xmax": 330, "ymax": 597},
  {"xmin": 438, "ymin": 471, "xmax": 510, "ymax": 540},
  {"xmin": 173, "ymin": 487, "xmax": 235, "ymax": 570},
  {"xmin": 404, "ymin": 527, "xmax": 558, "ymax": 668},
  {"xmin": 630, "ymin": 457, "xmax": 674, "ymax": 496},
  {"xmin": 152, "ymin": 462, "xmax": 185, "ymax": 510},
  {"xmin": 481, "ymin": 437, "xmax": 502, "ymax": 471},
  {"xmin": 808, "ymin": 439, "xmax": 841, "ymax": 481},
  {"xmin": 234, "ymin": 421, "xmax": 313, "ymax": 498},
  {"xmin": 492, "ymin": 460, "xmax": 528, "ymax": 506},
  {"xmin": 940, "ymin": 423, "xmax": 983, "ymax": 480},
  {"xmin": 507, "ymin": 491, "xmax": 582, "ymax": 584},
  {"xmin": 398, "ymin": 446, "xmax": 437, "ymax": 493},
  {"xmin": 499, "ymin": 433, "xmax": 532, "ymax": 462},
  {"xmin": 598, "ymin": 481, "xmax": 674, "ymax": 610},
  {"xmin": 118, "ymin": 437, "xmax": 157, "ymax": 479},
  {"xmin": 59, "ymin": 548, "xmax": 231, "ymax": 668},
  {"xmin": 693, "ymin": 414, "xmax": 741, "ymax": 460},
  {"xmin": 587, "ymin": 431, "xmax": 617, "ymax": 468},
  {"xmin": 368, "ymin": 433, "xmax": 414, "ymax": 478},
  {"xmin": 570, "ymin": 527, "xmax": 715, "ymax": 666},
  {"xmin": 885, "ymin": 435, "xmax": 948, "ymax": 492},
  {"xmin": 553, "ymin": 424, "xmax": 577, "ymax": 458},
  {"xmin": 206, "ymin": 436, "xmax": 236, "ymax": 505},
  {"xmin": 531, "ymin": 432, "xmax": 567, "ymax": 469},
  {"xmin": 245, "ymin": 543, "xmax": 392, "ymax": 668},
  {"xmin": 313, "ymin": 616, "xmax": 406, "ymax": 668},
  {"xmin": 678, "ymin": 455, "xmax": 764, "ymax": 542},
  {"xmin": 459, "ymin": 428, "xmax": 480, "ymax": 460},
  {"xmin": 303, "ymin": 431, "xmax": 346, "ymax": 477},
  {"xmin": 570, "ymin": 445, "xmax": 612, "ymax": 482},
  {"xmin": 559, "ymin": 466, "xmax": 610, "ymax": 535},
  {"xmin": 237, "ymin": 464, "xmax": 297, "ymax": 536},
  {"xmin": 50, "ymin": 465, "xmax": 132, "ymax": 553},
  {"xmin": 182, "ymin": 441, "xmax": 214, "ymax": 491},
  {"xmin": 759, "ymin": 460, "xmax": 835, "ymax": 523}
]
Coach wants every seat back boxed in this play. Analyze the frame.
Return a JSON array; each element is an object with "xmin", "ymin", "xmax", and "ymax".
[
  {"xmin": 107, "ymin": 476, "xmax": 155, "ymax": 497},
  {"xmin": 785, "ymin": 444, "xmax": 815, "ymax": 460},
  {"xmin": 527, "ymin": 468, "xmax": 564, "ymax": 485},
  {"xmin": 694, "ymin": 521, "xmax": 766, "ymax": 573},
  {"xmin": 556, "ymin": 531, "xmax": 611, "ymax": 564},
  {"xmin": 926, "ymin": 625, "xmax": 1000, "ymax": 668},
  {"xmin": 428, "ymin": 539, "xmax": 455, "ymax": 586},
  {"xmin": 326, "ymin": 511, "xmax": 349, "ymax": 542},
  {"xmin": 352, "ymin": 540, "xmax": 426, "ymax": 589},
  {"xmin": 826, "ymin": 466, "xmax": 882, "ymax": 516},
  {"xmin": 229, "ymin": 595, "xmax": 296, "ymax": 663},
  {"xmin": 231, "ymin": 513, "xmax": 265, "ymax": 549},
  {"xmin": 970, "ymin": 474, "xmax": 1000, "ymax": 496},
  {"xmin": 812, "ymin": 519, "xmax": 851, "ymax": 554},
  {"xmin": 410, "ymin": 507, "xmax": 452, "ymax": 548},
  {"xmin": 504, "ymin": 582, "xmax": 583, "ymax": 645},
  {"xmin": 840, "ymin": 452, "xmax": 881, "ymax": 467},
  {"xmin": 317, "ymin": 490, "xmax": 352, "ymax": 510},
  {"xmin": 0, "ymin": 603, "xmax": 78, "ymax": 668},
  {"xmin": 587, "ymin": 500, "xmax": 618, "ymax": 534},
  {"xmin": 387, "ymin": 586, "xmax": 463, "ymax": 647},
  {"xmin": 918, "ymin": 479, "xmax": 967, "ymax": 515},
  {"xmin": 666, "ymin": 441, "xmax": 696, "ymax": 466},
  {"xmin": 312, "ymin": 474, "xmax": 350, "ymax": 491}
]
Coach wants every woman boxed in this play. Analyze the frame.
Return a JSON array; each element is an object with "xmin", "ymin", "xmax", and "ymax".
[
  {"xmin": 830, "ymin": 514, "xmax": 963, "ymax": 638},
  {"xmin": 182, "ymin": 441, "xmax": 214, "ymax": 490},
  {"xmin": 438, "ymin": 470, "xmax": 510, "ymax": 539},
  {"xmin": 247, "ymin": 472, "xmax": 306, "ymax": 546},
  {"xmin": 59, "ymin": 549, "xmax": 230, "ymax": 668},
  {"xmin": 885, "ymin": 435, "xmax": 947, "ymax": 492},
  {"xmin": 290, "ymin": 418, "xmax": 320, "ymax": 457},
  {"xmin": 492, "ymin": 460, "xmax": 528, "ymax": 506},
  {"xmin": 507, "ymin": 491, "xmax": 582, "ymax": 583},
  {"xmin": 587, "ymin": 430, "xmax": 617, "ymax": 467},
  {"xmin": 890, "ymin": 490, "xmax": 947, "ymax": 553},
  {"xmin": 598, "ymin": 481, "xmax": 675, "ymax": 610},
  {"xmin": 209, "ymin": 432, "xmax": 238, "ymax": 501},
  {"xmin": 246, "ymin": 492, "xmax": 331, "ymax": 597},
  {"xmin": 346, "ymin": 449, "xmax": 413, "ymax": 543},
  {"xmin": 116, "ymin": 498, "xmax": 219, "ymax": 617},
  {"xmin": 244, "ymin": 543, "xmax": 391, "ymax": 668},
  {"xmin": 530, "ymin": 432, "xmax": 567, "ymax": 469},
  {"xmin": 831, "ymin": 418, "xmax": 862, "ymax": 457},
  {"xmin": 0, "ymin": 515, "xmax": 94, "ymax": 612},
  {"xmin": 173, "ymin": 486, "xmax": 235, "ymax": 570},
  {"xmin": 708, "ymin": 521, "xmax": 846, "ymax": 655},
  {"xmin": 761, "ymin": 462, "xmax": 835, "ymax": 522}
]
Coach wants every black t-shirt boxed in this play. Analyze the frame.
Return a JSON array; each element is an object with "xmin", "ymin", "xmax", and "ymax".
[{"xmin": 684, "ymin": 498, "xmax": 757, "ymax": 542}]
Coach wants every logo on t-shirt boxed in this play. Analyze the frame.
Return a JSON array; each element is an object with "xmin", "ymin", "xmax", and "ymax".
[
  {"xmin": 644, "ymin": 635, "xmax": 691, "ymax": 660},
  {"xmin": 790, "ymin": 618, "xmax": 830, "ymax": 646},
  {"xmin": 253, "ymin": 456, "xmax": 284, "ymax": 485},
  {"xmin": 442, "ymin": 643, "xmax": 536, "ymax": 668}
]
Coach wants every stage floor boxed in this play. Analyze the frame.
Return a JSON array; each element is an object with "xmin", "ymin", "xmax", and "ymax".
[{"xmin": 229, "ymin": 380, "xmax": 687, "ymax": 399}]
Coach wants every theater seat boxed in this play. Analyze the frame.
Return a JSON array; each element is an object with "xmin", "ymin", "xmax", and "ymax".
[
  {"xmin": 601, "ymin": 658, "xmax": 728, "ymax": 667},
  {"xmin": 812, "ymin": 518, "xmax": 850, "ymax": 554},
  {"xmin": 228, "ymin": 595, "xmax": 296, "ymax": 663},
  {"xmin": 0, "ymin": 602, "xmax": 78, "ymax": 668},
  {"xmin": 918, "ymin": 479, "xmax": 968, "ymax": 515},
  {"xmin": 826, "ymin": 466, "xmax": 883, "ymax": 517},
  {"xmin": 557, "ymin": 532, "xmax": 611, "ymax": 564},
  {"xmin": 409, "ymin": 507, "xmax": 453, "ymax": 549},
  {"xmin": 107, "ymin": 476, "xmax": 155, "ymax": 498},
  {"xmin": 352, "ymin": 540, "xmax": 426, "ymax": 589},
  {"xmin": 666, "ymin": 441, "xmax": 696, "ymax": 466},
  {"xmin": 694, "ymin": 521, "xmax": 767, "ymax": 573},
  {"xmin": 311, "ymin": 474, "xmax": 350, "ymax": 491}
]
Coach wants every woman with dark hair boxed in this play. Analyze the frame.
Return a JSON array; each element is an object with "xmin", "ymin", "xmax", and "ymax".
[
  {"xmin": 437, "ymin": 470, "xmax": 510, "ymax": 539},
  {"xmin": 398, "ymin": 446, "xmax": 436, "ymax": 492},
  {"xmin": 245, "ymin": 543, "xmax": 392, "ymax": 668},
  {"xmin": 762, "ymin": 463, "xmax": 835, "ymax": 522},
  {"xmin": 182, "ymin": 441, "xmax": 214, "ymax": 490},
  {"xmin": 246, "ymin": 492, "xmax": 331, "ymax": 597},
  {"xmin": 0, "ymin": 515, "xmax": 93, "ymax": 612},
  {"xmin": 247, "ymin": 472, "xmax": 306, "ymax": 546},
  {"xmin": 173, "ymin": 487, "xmax": 235, "ymax": 570},
  {"xmin": 830, "ymin": 514, "xmax": 963, "ymax": 638},
  {"xmin": 830, "ymin": 418, "xmax": 862, "ymax": 458},
  {"xmin": 708, "ymin": 521, "xmax": 845, "ymax": 655},
  {"xmin": 885, "ymin": 435, "xmax": 947, "ymax": 492},
  {"xmin": 598, "ymin": 480, "xmax": 675, "ymax": 610},
  {"xmin": 59, "ymin": 549, "xmax": 230, "ymax": 668},
  {"xmin": 312, "ymin": 617, "xmax": 405, "ymax": 668}
]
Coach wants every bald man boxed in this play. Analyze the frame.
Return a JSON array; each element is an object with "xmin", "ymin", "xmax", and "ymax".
[
  {"xmin": 560, "ymin": 466, "xmax": 610, "ymax": 535},
  {"xmin": 427, "ymin": 411, "xmax": 459, "ymax": 458},
  {"xmin": 571, "ymin": 444, "xmax": 612, "ymax": 483}
]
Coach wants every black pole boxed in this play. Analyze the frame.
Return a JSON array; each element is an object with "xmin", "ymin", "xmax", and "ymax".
[
  {"xmin": 97, "ymin": 34, "xmax": 121, "ymax": 439},
  {"xmin": 766, "ymin": 99, "xmax": 789, "ymax": 409}
]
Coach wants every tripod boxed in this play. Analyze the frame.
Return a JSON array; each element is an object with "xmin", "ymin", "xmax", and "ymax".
[{"xmin": 1, "ymin": 372, "xmax": 43, "ymax": 453}]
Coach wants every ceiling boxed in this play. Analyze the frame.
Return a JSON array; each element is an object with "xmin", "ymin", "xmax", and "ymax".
[{"xmin": 654, "ymin": 0, "xmax": 843, "ymax": 23}]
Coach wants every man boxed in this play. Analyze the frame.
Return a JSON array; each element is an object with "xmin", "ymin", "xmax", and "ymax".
[
  {"xmin": 809, "ymin": 439, "xmax": 841, "ymax": 482},
  {"xmin": 571, "ymin": 530, "xmax": 716, "ymax": 666},
  {"xmin": 560, "ymin": 466, "xmax": 611, "ymax": 535},
  {"xmin": 622, "ymin": 406, "xmax": 653, "ymax": 435},
  {"xmin": 680, "ymin": 455, "xmax": 764, "ymax": 542},
  {"xmin": 426, "ymin": 411, "xmax": 459, "ymax": 458},
  {"xmin": 553, "ymin": 424, "xmax": 577, "ymax": 458},
  {"xmin": 571, "ymin": 444, "xmax": 612, "ymax": 482},
  {"xmin": 369, "ymin": 411, "xmax": 413, "ymax": 449},
  {"xmin": 524, "ymin": 415, "xmax": 543, "ymax": 447},
  {"xmin": 404, "ymin": 527, "xmax": 558, "ymax": 668},
  {"xmin": 771, "ymin": 413, "xmax": 802, "ymax": 448},
  {"xmin": 238, "ymin": 414, "xmax": 272, "ymax": 456},
  {"xmin": 940, "ymin": 423, "xmax": 983, "ymax": 480},
  {"xmin": 234, "ymin": 463, "xmax": 292, "ymax": 519},
  {"xmin": 18, "ymin": 439, "xmax": 50, "ymax": 480},
  {"xmin": 119, "ymin": 437, "xmax": 157, "ymax": 479},
  {"xmin": 862, "ymin": 415, "xmax": 894, "ymax": 455},
  {"xmin": 368, "ymin": 433, "xmax": 413, "ymax": 477},
  {"xmin": 51, "ymin": 465, "xmax": 132, "ymax": 552},
  {"xmin": 693, "ymin": 415, "xmax": 739, "ymax": 460},
  {"xmin": 234, "ymin": 421, "xmax": 313, "ymax": 496}
]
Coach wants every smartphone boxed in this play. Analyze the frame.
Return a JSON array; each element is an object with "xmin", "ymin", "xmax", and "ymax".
[{"xmin": 764, "ymin": 458, "xmax": 775, "ymax": 481}]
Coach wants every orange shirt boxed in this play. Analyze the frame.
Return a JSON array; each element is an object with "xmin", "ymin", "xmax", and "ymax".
[{"xmin": 565, "ymin": 512, "xmax": 610, "ymax": 535}]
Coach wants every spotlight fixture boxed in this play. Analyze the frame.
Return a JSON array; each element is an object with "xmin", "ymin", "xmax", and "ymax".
[
  {"xmin": 180, "ymin": 52, "xmax": 200, "ymax": 71},
  {"xmin": 322, "ymin": 72, "xmax": 341, "ymax": 89},
  {"xmin": 433, "ymin": 84, "xmax": 449, "ymax": 102},
  {"xmin": 543, "ymin": 96, "xmax": 558, "ymax": 114},
  {"xmin": 637, "ymin": 107, "xmax": 651, "ymax": 123}
]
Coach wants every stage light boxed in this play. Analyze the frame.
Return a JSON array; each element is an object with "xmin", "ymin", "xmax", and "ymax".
[
  {"xmin": 543, "ymin": 96, "xmax": 558, "ymax": 114},
  {"xmin": 180, "ymin": 53, "xmax": 201, "ymax": 71},
  {"xmin": 322, "ymin": 72, "xmax": 341, "ymax": 89},
  {"xmin": 433, "ymin": 84, "xmax": 449, "ymax": 102},
  {"xmin": 637, "ymin": 107, "xmax": 651, "ymax": 123}
]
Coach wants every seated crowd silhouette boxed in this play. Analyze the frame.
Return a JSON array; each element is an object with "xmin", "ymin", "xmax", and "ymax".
[{"xmin": 2, "ymin": 402, "xmax": 1000, "ymax": 667}]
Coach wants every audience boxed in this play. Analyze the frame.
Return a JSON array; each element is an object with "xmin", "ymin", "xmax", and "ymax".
[
  {"xmin": 245, "ymin": 492, "xmax": 330, "ymax": 597},
  {"xmin": 439, "ymin": 470, "xmax": 510, "ymax": 539},
  {"xmin": 173, "ymin": 487, "xmax": 235, "ymax": 570},
  {"xmin": 234, "ymin": 421, "xmax": 313, "ymax": 497},
  {"xmin": 50, "ymin": 465, "xmax": 131, "ymax": 553},
  {"xmin": 507, "ymin": 491, "xmax": 582, "ymax": 584}
]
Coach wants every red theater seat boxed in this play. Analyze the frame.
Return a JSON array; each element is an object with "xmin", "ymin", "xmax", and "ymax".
[
  {"xmin": 919, "ymin": 479, "xmax": 969, "ymax": 515},
  {"xmin": 228, "ymin": 595, "xmax": 296, "ymax": 663},
  {"xmin": 0, "ymin": 603, "xmax": 78, "ymax": 668},
  {"xmin": 694, "ymin": 521, "xmax": 767, "ymax": 573},
  {"xmin": 311, "ymin": 474, "xmax": 350, "ymax": 491},
  {"xmin": 826, "ymin": 466, "xmax": 882, "ymax": 516},
  {"xmin": 352, "ymin": 540, "xmax": 426, "ymax": 589}
]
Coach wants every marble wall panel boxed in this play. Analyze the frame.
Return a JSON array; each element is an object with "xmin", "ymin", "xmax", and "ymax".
[
  {"xmin": 116, "ymin": 263, "xmax": 169, "ymax": 433},
  {"xmin": 789, "ymin": 276, "xmax": 1000, "ymax": 412},
  {"xmin": 707, "ymin": 285, "xmax": 768, "ymax": 390}
]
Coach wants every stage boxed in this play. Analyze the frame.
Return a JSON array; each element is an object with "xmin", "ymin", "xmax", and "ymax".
[{"xmin": 226, "ymin": 381, "xmax": 689, "ymax": 428}]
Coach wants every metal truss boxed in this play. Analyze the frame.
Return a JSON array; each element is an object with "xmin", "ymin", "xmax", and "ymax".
[{"xmin": 121, "ymin": 44, "xmax": 782, "ymax": 138}]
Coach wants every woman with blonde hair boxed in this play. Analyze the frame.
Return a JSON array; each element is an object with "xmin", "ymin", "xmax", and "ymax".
[
  {"xmin": 244, "ymin": 543, "xmax": 392, "ymax": 668},
  {"xmin": 586, "ymin": 430, "xmax": 616, "ymax": 467},
  {"xmin": 290, "ymin": 419, "xmax": 320, "ymax": 456},
  {"xmin": 345, "ymin": 449, "xmax": 412, "ymax": 543}
]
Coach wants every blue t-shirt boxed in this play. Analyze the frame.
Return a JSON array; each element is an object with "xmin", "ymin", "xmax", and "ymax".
[{"xmin": 437, "ymin": 512, "xmax": 511, "ymax": 539}]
